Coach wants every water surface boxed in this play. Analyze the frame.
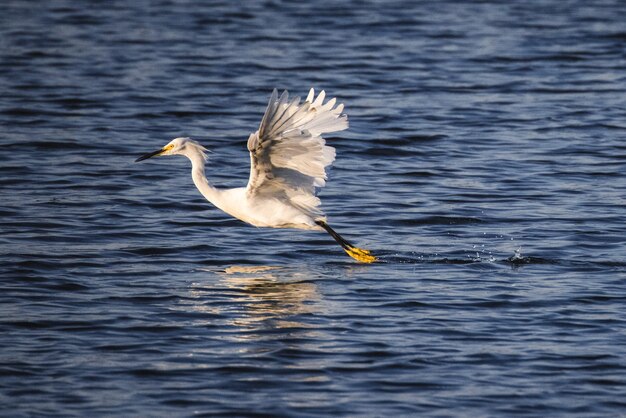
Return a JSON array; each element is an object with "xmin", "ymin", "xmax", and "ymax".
[{"xmin": 1, "ymin": 0, "xmax": 626, "ymax": 416}]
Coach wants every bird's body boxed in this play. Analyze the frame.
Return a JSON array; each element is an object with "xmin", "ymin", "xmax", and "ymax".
[
  {"xmin": 136, "ymin": 89, "xmax": 376, "ymax": 263},
  {"xmin": 191, "ymin": 185, "xmax": 318, "ymax": 231}
]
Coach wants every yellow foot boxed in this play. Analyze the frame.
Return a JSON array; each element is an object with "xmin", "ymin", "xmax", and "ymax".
[
  {"xmin": 314, "ymin": 220, "xmax": 377, "ymax": 263},
  {"xmin": 345, "ymin": 246, "xmax": 378, "ymax": 263}
]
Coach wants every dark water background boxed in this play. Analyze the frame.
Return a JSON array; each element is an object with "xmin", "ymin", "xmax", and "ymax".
[{"xmin": 1, "ymin": 0, "xmax": 626, "ymax": 416}]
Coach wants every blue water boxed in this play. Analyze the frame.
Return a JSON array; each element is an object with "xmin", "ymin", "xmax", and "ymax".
[{"xmin": 1, "ymin": 0, "xmax": 626, "ymax": 416}]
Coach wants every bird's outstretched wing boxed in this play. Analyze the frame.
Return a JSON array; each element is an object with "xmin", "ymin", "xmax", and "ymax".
[{"xmin": 246, "ymin": 89, "xmax": 348, "ymax": 217}]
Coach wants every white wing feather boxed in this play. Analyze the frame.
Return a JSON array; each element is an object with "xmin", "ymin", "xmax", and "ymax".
[{"xmin": 246, "ymin": 89, "xmax": 348, "ymax": 217}]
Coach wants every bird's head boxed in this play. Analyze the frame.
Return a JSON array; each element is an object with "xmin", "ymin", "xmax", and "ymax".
[{"xmin": 135, "ymin": 137, "xmax": 208, "ymax": 162}]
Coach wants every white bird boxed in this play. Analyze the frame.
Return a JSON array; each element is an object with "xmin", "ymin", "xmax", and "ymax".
[{"xmin": 135, "ymin": 88, "xmax": 376, "ymax": 263}]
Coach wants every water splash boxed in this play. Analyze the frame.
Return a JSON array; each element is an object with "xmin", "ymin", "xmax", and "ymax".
[
  {"xmin": 507, "ymin": 246, "xmax": 532, "ymax": 266},
  {"xmin": 510, "ymin": 246, "xmax": 524, "ymax": 261},
  {"xmin": 469, "ymin": 243, "xmax": 497, "ymax": 263}
]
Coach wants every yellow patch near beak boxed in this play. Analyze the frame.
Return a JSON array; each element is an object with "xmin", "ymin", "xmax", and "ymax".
[{"xmin": 135, "ymin": 144, "xmax": 175, "ymax": 163}]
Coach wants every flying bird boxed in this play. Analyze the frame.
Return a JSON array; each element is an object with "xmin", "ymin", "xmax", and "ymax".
[{"xmin": 135, "ymin": 89, "xmax": 376, "ymax": 263}]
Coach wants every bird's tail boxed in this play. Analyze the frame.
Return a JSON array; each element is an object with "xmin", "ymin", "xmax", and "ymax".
[{"xmin": 315, "ymin": 220, "xmax": 377, "ymax": 263}]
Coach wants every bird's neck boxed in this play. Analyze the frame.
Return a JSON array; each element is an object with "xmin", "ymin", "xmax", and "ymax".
[{"xmin": 187, "ymin": 150, "xmax": 223, "ymax": 206}]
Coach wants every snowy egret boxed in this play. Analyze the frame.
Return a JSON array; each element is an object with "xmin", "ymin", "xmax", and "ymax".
[{"xmin": 135, "ymin": 89, "xmax": 376, "ymax": 263}]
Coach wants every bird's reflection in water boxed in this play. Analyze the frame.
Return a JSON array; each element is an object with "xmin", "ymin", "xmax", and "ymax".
[
  {"xmin": 189, "ymin": 265, "xmax": 322, "ymax": 344},
  {"xmin": 220, "ymin": 266, "xmax": 319, "ymax": 336}
]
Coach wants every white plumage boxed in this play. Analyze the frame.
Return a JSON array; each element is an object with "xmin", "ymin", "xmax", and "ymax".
[
  {"xmin": 246, "ymin": 88, "xmax": 347, "ymax": 223},
  {"xmin": 135, "ymin": 89, "xmax": 376, "ymax": 263}
]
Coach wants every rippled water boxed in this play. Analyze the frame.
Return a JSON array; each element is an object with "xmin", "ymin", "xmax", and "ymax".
[{"xmin": 2, "ymin": 0, "xmax": 626, "ymax": 416}]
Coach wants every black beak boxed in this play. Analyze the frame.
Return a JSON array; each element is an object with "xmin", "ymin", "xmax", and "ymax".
[{"xmin": 135, "ymin": 148, "xmax": 165, "ymax": 162}]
